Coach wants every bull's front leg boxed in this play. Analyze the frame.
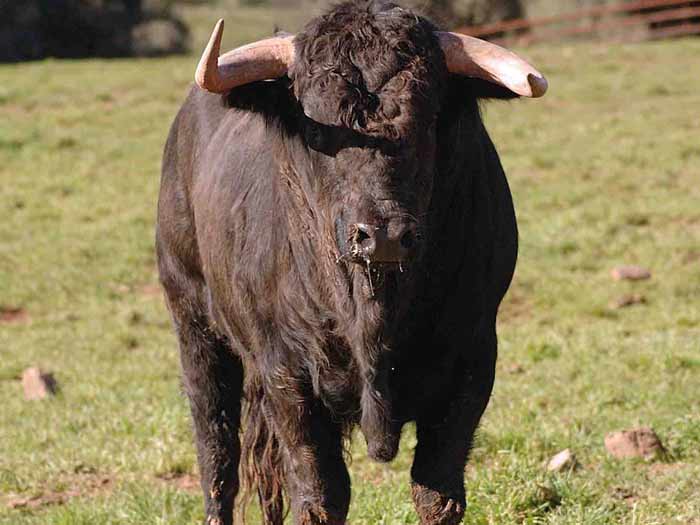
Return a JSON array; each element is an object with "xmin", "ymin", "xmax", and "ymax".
[
  {"xmin": 410, "ymin": 329, "xmax": 497, "ymax": 525},
  {"xmin": 261, "ymin": 361, "xmax": 351, "ymax": 525},
  {"xmin": 165, "ymin": 297, "xmax": 244, "ymax": 525}
]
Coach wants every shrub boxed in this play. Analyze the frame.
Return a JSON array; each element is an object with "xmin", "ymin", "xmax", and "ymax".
[{"xmin": 0, "ymin": 0, "xmax": 188, "ymax": 61}]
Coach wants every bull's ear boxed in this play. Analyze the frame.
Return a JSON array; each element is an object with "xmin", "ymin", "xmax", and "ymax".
[
  {"xmin": 450, "ymin": 76, "xmax": 522, "ymax": 100},
  {"xmin": 466, "ymin": 77, "xmax": 523, "ymax": 100}
]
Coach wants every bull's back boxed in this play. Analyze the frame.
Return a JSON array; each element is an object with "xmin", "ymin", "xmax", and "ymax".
[
  {"xmin": 156, "ymin": 88, "xmax": 233, "ymax": 285},
  {"xmin": 157, "ymin": 84, "xmax": 285, "ymax": 313}
]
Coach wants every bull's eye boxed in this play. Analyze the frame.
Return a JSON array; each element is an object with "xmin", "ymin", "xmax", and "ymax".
[{"xmin": 400, "ymin": 230, "xmax": 415, "ymax": 250}]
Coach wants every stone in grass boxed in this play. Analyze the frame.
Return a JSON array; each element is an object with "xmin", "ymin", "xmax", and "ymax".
[
  {"xmin": 604, "ymin": 427, "xmax": 666, "ymax": 460},
  {"xmin": 22, "ymin": 367, "xmax": 57, "ymax": 400},
  {"xmin": 506, "ymin": 363, "xmax": 525, "ymax": 374},
  {"xmin": 610, "ymin": 294, "xmax": 646, "ymax": 309},
  {"xmin": 611, "ymin": 266, "xmax": 651, "ymax": 281},
  {"xmin": 546, "ymin": 448, "xmax": 579, "ymax": 472}
]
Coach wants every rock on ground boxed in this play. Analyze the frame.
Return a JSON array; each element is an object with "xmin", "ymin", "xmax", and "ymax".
[
  {"xmin": 546, "ymin": 448, "xmax": 578, "ymax": 472},
  {"xmin": 604, "ymin": 427, "xmax": 666, "ymax": 460},
  {"xmin": 611, "ymin": 266, "xmax": 652, "ymax": 281},
  {"xmin": 22, "ymin": 367, "xmax": 57, "ymax": 400}
]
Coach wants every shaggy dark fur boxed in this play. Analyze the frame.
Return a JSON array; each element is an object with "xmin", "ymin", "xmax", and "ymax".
[{"xmin": 156, "ymin": 1, "xmax": 519, "ymax": 524}]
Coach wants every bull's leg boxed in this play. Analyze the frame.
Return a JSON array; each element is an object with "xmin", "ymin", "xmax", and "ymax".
[
  {"xmin": 410, "ymin": 329, "xmax": 497, "ymax": 525},
  {"xmin": 261, "ymin": 367, "xmax": 350, "ymax": 525},
  {"xmin": 284, "ymin": 405, "xmax": 350, "ymax": 525},
  {"xmin": 164, "ymin": 289, "xmax": 244, "ymax": 525}
]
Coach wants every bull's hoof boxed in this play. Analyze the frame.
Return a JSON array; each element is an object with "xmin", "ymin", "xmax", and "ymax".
[{"xmin": 410, "ymin": 482, "xmax": 465, "ymax": 525}]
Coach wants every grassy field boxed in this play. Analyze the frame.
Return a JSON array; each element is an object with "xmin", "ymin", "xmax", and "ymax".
[{"xmin": 1, "ymin": 2, "xmax": 700, "ymax": 523}]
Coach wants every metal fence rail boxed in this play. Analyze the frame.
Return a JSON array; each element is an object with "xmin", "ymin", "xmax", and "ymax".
[{"xmin": 456, "ymin": 0, "xmax": 700, "ymax": 45}]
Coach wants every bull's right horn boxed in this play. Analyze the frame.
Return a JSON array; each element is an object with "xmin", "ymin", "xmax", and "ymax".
[{"xmin": 195, "ymin": 19, "xmax": 295, "ymax": 94}]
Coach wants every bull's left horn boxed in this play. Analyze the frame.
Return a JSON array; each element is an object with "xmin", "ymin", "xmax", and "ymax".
[
  {"xmin": 436, "ymin": 32, "xmax": 548, "ymax": 98},
  {"xmin": 195, "ymin": 19, "xmax": 295, "ymax": 94}
]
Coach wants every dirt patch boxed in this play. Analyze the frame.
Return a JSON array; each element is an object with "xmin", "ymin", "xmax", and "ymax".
[
  {"xmin": 156, "ymin": 472, "xmax": 199, "ymax": 492},
  {"xmin": 0, "ymin": 306, "xmax": 30, "ymax": 324},
  {"xmin": 609, "ymin": 294, "xmax": 646, "ymax": 309},
  {"xmin": 108, "ymin": 282, "xmax": 163, "ymax": 301},
  {"xmin": 682, "ymin": 250, "xmax": 700, "ymax": 265},
  {"xmin": 647, "ymin": 462, "xmax": 686, "ymax": 478},
  {"xmin": 498, "ymin": 290, "xmax": 533, "ymax": 323},
  {"xmin": 611, "ymin": 486, "xmax": 638, "ymax": 505},
  {"xmin": 504, "ymin": 363, "xmax": 525, "ymax": 374},
  {"xmin": 5, "ymin": 474, "xmax": 112, "ymax": 510},
  {"xmin": 140, "ymin": 283, "xmax": 162, "ymax": 298}
]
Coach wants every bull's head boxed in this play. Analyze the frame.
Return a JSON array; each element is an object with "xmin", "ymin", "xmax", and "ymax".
[{"xmin": 194, "ymin": 7, "xmax": 545, "ymax": 276}]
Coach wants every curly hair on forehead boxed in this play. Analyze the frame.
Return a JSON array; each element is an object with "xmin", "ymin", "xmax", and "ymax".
[{"xmin": 290, "ymin": 0, "xmax": 447, "ymax": 135}]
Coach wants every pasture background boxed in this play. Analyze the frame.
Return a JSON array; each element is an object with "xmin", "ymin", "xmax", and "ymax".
[{"xmin": 1, "ymin": 1, "xmax": 699, "ymax": 523}]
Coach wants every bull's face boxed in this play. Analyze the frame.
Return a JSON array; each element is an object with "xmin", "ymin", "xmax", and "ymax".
[
  {"xmin": 295, "ymin": 64, "xmax": 443, "ymax": 270},
  {"xmin": 303, "ymin": 115, "xmax": 435, "ymax": 271},
  {"xmin": 288, "ymin": 5, "xmax": 450, "ymax": 274}
]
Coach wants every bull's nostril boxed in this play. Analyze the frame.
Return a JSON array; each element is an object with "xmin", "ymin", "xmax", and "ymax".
[
  {"xmin": 351, "ymin": 224, "xmax": 377, "ymax": 257},
  {"xmin": 355, "ymin": 229, "xmax": 372, "ymax": 244},
  {"xmin": 400, "ymin": 230, "xmax": 415, "ymax": 250}
]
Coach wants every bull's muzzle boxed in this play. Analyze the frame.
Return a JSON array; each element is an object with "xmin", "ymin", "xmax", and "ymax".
[{"xmin": 350, "ymin": 222, "xmax": 418, "ymax": 264}]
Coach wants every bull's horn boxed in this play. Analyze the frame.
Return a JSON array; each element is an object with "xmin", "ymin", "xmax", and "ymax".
[
  {"xmin": 436, "ymin": 32, "xmax": 548, "ymax": 98},
  {"xmin": 195, "ymin": 19, "xmax": 295, "ymax": 94}
]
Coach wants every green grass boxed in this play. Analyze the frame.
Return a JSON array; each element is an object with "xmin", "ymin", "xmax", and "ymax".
[{"xmin": 1, "ymin": 4, "xmax": 699, "ymax": 523}]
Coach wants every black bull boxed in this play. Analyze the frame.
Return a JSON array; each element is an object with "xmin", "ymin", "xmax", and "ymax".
[{"xmin": 156, "ymin": 1, "xmax": 543, "ymax": 524}]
